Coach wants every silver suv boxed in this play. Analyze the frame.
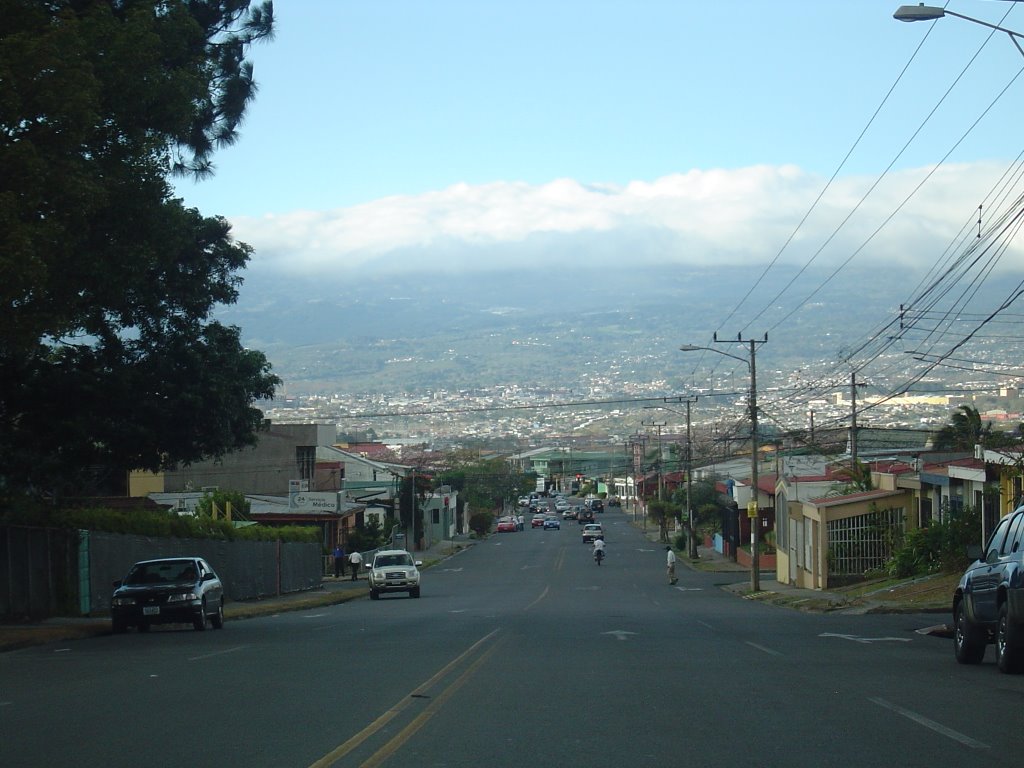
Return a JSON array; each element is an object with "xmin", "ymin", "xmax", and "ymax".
[
  {"xmin": 367, "ymin": 549, "xmax": 422, "ymax": 600},
  {"xmin": 953, "ymin": 504, "xmax": 1024, "ymax": 672}
]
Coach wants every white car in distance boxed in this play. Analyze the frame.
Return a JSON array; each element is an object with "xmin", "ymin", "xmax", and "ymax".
[{"xmin": 367, "ymin": 549, "xmax": 422, "ymax": 599}]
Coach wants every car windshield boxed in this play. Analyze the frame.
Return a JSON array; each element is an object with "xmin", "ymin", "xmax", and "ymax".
[
  {"xmin": 376, "ymin": 554, "xmax": 413, "ymax": 567},
  {"xmin": 125, "ymin": 560, "xmax": 196, "ymax": 585}
]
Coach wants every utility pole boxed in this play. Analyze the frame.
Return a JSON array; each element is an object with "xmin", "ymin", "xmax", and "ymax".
[
  {"xmin": 630, "ymin": 432, "xmax": 648, "ymax": 525},
  {"xmin": 850, "ymin": 372, "xmax": 866, "ymax": 464},
  {"xmin": 712, "ymin": 332, "xmax": 767, "ymax": 593},
  {"xmin": 409, "ymin": 467, "xmax": 415, "ymax": 551},
  {"xmin": 663, "ymin": 396, "xmax": 699, "ymax": 559},
  {"xmin": 641, "ymin": 420, "xmax": 666, "ymax": 501}
]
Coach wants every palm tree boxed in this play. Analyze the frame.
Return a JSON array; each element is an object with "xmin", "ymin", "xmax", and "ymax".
[{"xmin": 934, "ymin": 405, "xmax": 991, "ymax": 451}]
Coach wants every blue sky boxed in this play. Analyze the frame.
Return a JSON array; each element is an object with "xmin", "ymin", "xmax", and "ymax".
[{"xmin": 173, "ymin": 1, "xmax": 1024, "ymax": 279}]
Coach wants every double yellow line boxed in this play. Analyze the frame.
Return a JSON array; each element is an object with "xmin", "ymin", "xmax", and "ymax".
[{"xmin": 309, "ymin": 629, "xmax": 503, "ymax": 768}]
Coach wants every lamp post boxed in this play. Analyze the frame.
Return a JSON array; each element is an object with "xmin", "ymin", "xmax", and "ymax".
[
  {"xmin": 895, "ymin": 5, "xmax": 1024, "ymax": 57},
  {"xmin": 680, "ymin": 333, "xmax": 767, "ymax": 592}
]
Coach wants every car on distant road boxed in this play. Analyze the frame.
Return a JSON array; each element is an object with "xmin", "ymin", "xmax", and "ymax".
[
  {"xmin": 367, "ymin": 549, "xmax": 421, "ymax": 599},
  {"xmin": 531, "ymin": 513, "xmax": 547, "ymax": 528},
  {"xmin": 518, "ymin": 496, "xmax": 530, "ymax": 507},
  {"xmin": 577, "ymin": 508, "xmax": 595, "ymax": 524},
  {"xmin": 496, "ymin": 517, "xmax": 518, "ymax": 533},
  {"xmin": 582, "ymin": 523, "xmax": 604, "ymax": 543},
  {"xmin": 555, "ymin": 499, "xmax": 570, "ymax": 512},
  {"xmin": 953, "ymin": 503, "xmax": 1024, "ymax": 672},
  {"xmin": 543, "ymin": 516, "xmax": 561, "ymax": 530},
  {"xmin": 110, "ymin": 556, "xmax": 224, "ymax": 633}
]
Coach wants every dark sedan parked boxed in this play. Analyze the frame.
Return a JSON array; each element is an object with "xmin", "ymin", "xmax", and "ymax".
[
  {"xmin": 953, "ymin": 504, "xmax": 1024, "ymax": 672},
  {"xmin": 111, "ymin": 557, "xmax": 225, "ymax": 633}
]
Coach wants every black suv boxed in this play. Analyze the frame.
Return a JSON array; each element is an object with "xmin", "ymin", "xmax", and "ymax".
[{"xmin": 953, "ymin": 504, "xmax": 1024, "ymax": 672}]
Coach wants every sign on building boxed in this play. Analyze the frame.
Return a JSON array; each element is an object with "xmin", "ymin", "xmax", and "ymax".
[{"xmin": 289, "ymin": 492, "xmax": 338, "ymax": 512}]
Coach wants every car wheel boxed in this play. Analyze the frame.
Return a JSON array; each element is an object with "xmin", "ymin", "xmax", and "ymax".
[
  {"xmin": 996, "ymin": 603, "xmax": 1023, "ymax": 673},
  {"xmin": 137, "ymin": 621, "xmax": 150, "ymax": 633},
  {"xmin": 193, "ymin": 600, "xmax": 208, "ymax": 631},
  {"xmin": 411, "ymin": 587, "xmax": 421, "ymax": 598},
  {"xmin": 211, "ymin": 600, "xmax": 225, "ymax": 629},
  {"xmin": 953, "ymin": 598, "xmax": 985, "ymax": 664},
  {"xmin": 111, "ymin": 618, "xmax": 127, "ymax": 634},
  {"xmin": 370, "ymin": 589, "xmax": 380, "ymax": 600}
]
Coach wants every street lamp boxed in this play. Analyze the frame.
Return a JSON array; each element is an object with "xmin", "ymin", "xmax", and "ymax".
[
  {"xmin": 680, "ymin": 333, "xmax": 767, "ymax": 592},
  {"xmin": 894, "ymin": 4, "xmax": 1024, "ymax": 57}
]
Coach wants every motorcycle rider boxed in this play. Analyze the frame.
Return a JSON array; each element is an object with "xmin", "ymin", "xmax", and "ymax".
[{"xmin": 593, "ymin": 537, "xmax": 606, "ymax": 563}]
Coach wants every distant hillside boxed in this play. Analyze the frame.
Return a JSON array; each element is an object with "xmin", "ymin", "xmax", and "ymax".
[{"xmin": 216, "ymin": 264, "xmax": 1017, "ymax": 396}]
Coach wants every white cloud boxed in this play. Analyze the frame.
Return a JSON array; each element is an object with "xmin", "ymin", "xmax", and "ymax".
[{"xmin": 230, "ymin": 162, "xmax": 1022, "ymax": 276}]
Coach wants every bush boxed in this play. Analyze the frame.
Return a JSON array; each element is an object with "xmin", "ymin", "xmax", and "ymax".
[
  {"xmin": 0, "ymin": 502, "xmax": 317, "ymax": 543},
  {"xmin": 886, "ymin": 505, "xmax": 982, "ymax": 577},
  {"xmin": 468, "ymin": 511, "xmax": 494, "ymax": 537},
  {"xmin": 673, "ymin": 530, "xmax": 688, "ymax": 551}
]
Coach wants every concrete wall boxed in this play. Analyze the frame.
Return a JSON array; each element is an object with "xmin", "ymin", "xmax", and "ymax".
[
  {"xmin": 158, "ymin": 423, "xmax": 336, "ymax": 496},
  {"xmin": 1, "ymin": 524, "xmax": 322, "ymax": 620}
]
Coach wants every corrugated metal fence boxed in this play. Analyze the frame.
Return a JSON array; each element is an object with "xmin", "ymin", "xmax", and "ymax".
[{"xmin": 1, "ymin": 525, "xmax": 322, "ymax": 620}]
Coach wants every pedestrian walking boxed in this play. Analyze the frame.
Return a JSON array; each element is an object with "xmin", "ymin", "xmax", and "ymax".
[
  {"xmin": 348, "ymin": 549, "xmax": 363, "ymax": 581},
  {"xmin": 333, "ymin": 544, "xmax": 345, "ymax": 578},
  {"xmin": 666, "ymin": 546, "xmax": 677, "ymax": 585}
]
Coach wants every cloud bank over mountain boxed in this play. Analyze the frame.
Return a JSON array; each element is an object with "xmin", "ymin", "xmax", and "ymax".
[{"xmin": 229, "ymin": 162, "xmax": 1018, "ymax": 278}]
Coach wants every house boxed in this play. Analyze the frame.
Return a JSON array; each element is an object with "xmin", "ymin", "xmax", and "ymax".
[
  {"xmin": 774, "ymin": 448, "xmax": 1013, "ymax": 590},
  {"xmin": 420, "ymin": 487, "xmax": 460, "ymax": 550},
  {"xmin": 129, "ymin": 422, "xmax": 337, "ymax": 496},
  {"xmin": 129, "ymin": 423, "xmax": 382, "ymax": 550}
]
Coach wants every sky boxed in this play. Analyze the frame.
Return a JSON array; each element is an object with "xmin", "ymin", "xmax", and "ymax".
[{"xmin": 174, "ymin": 1, "xmax": 1024, "ymax": 287}]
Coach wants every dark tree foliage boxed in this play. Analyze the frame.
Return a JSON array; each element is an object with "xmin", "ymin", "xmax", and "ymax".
[
  {"xmin": 436, "ymin": 454, "xmax": 533, "ymax": 512},
  {"xmin": 0, "ymin": 1, "xmax": 278, "ymax": 497},
  {"xmin": 933, "ymin": 404, "xmax": 1021, "ymax": 452}
]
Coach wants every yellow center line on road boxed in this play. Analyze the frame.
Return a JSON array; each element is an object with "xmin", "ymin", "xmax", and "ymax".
[
  {"xmin": 360, "ymin": 641, "xmax": 504, "ymax": 768},
  {"xmin": 308, "ymin": 628, "xmax": 501, "ymax": 768},
  {"xmin": 554, "ymin": 547, "xmax": 565, "ymax": 572},
  {"xmin": 524, "ymin": 585, "xmax": 549, "ymax": 612}
]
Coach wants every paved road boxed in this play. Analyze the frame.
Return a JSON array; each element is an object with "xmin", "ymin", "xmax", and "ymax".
[{"xmin": 1, "ymin": 508, "xmax": 1021, "ymax": 767}]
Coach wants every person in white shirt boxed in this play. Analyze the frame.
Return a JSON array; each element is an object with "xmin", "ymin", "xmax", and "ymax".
[
  {"xmin": 348, "ymin": 550, "xmax": 363, "ymax": 581},
  {"xmin": 592, "ymin": 538, "xmax": 606, "ymax": 562},
  {"xmin": 666, "ymin": 546, "xmax": 677, "ymax": 585}
]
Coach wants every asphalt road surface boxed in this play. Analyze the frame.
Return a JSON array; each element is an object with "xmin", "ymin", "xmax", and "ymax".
[{"xmin": 2, "ymin": 509, "xmax": 1022, "ymax": 767}]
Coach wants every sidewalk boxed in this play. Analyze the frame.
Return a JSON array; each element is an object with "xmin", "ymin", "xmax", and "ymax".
[
  {"xmin": 633, "ymin": 516, "xmax": 948, "ymax": 618},
  {"xmin": 685, "ymin": 539, "xmax": 950, "ymax": 620},
  {"xmin": 0, "ymin": 536, "xmax": 475, "ymax": 654}
]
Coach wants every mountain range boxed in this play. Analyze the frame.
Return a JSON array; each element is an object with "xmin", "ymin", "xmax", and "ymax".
[{"xmin": 216, "ymin": 263, "xmax": 1022, "ymax": 398}]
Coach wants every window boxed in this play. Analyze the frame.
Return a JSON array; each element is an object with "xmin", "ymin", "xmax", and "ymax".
[
  {"xmin": 986, "ymin": 515, "xmax": 1013, "ymax": 562},
  {"xmin": 827, "ymin": 507, "xmax": 905, "ymax": 576},
  {"xmin": 919, "ymin": 497, "xmax": 932, "ymax": 527},
  {"xmin": 1001, "ymin": 511, "xmax": 1024, "ymax": 556},
  {"xmin": 296, "ymin": 446, "xmax": 315, "ymax": 481}
]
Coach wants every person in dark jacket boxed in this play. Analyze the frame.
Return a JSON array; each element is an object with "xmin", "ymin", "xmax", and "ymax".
[{"xmin": 333, "ymin": 544, "xmax": 345, "ymax": 578}]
